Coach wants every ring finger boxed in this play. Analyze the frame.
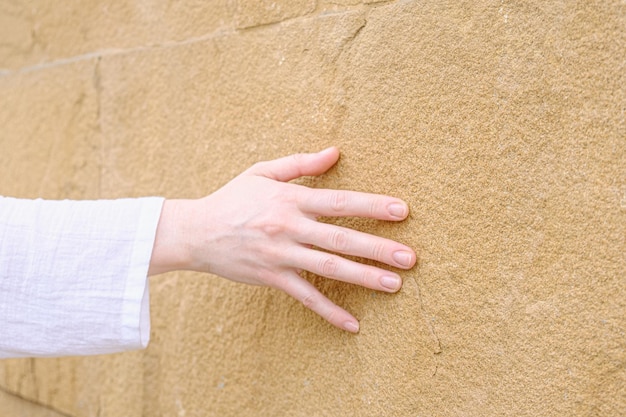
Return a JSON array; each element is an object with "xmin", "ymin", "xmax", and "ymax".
[{"xmin": 288, "ymin": 246, "xmax": 404, "ymax": 293}]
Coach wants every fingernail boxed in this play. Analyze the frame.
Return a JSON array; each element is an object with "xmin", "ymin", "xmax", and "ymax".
[
  {"xmin": 393, "ymin": 250, "xmax": 413, "ymax": 267},
  {"xmin": 344, "ymin": 321, "xmax": 359, "ymax": 333},
  {"xmin": 381, "ymin": 275, "xmax": 402, "ymax": 291},
  {"xmin": 388, "ymin": 203, "xmax": 408, "ymax": 219}
]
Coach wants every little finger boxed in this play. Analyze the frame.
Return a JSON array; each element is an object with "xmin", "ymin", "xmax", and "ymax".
[
  {"xmin": 277, "ymin": 271, "xmax": 360, "ymax": 333},
  {"xmin": 290, "ymin": 247, "xmax": 404, "ymax": 293}
]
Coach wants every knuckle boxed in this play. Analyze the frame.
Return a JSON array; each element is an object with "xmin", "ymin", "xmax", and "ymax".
[
  {"xmin": 301, "ymin": 293, "xmax": 318, "ymax": 309},
  {"xmin": 260, "ymin": 222, "xmax": 284, "ymax": 237},
  {"xmin": 290, "ymin": 154, "xmax": 305, "ymax": 175},
  {"xmin": 255, "ymin": 269, "xmax": 275, "ymax": 286},
  {"xmin": 318, "ymin": 256, "xmax": 339, "ymax": 277},
  {"xmin": 371, "ymin": 241, "xmax": 386, "ymax": 261},
  {"xmin": 283, "ymin": 188, "xmax": 299, "ymax": 206},
  {"xmin": 251, "ymin": 161, "xmax": 267, "ymax": 172},
  {"xmin": 369, "ymin": 198, "xmax": 382, "ymax": 217},
  {"xmin": 249, "ymin": 212, "xmax": 285, "ymax": 237},
  {"xmin": 250, "ymin": 160, "xmax": 278, "ymax": 179},
  {"xmin": 329, "ymin": 191, "xmax": 347, "ymax": 212},
  {"xmin": 324, "ymin": 308, "xmax": 337, "ymax": 324},
  {"xmin": 359, "ymin": 269, "xmax": 373, "ymax": 288},
  {"xmin": 329, "ymin": 229, "xmax": 349, "ymax": 252}
]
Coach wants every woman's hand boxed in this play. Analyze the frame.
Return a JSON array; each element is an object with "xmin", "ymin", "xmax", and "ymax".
[{"xmin": 148, "ymin": 147, "xmax": 416, "ymax": 333}]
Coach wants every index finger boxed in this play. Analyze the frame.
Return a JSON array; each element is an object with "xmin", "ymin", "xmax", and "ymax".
[{"xmin": 296, "ymin": 188, "xmax": 410, "ymax": 220}]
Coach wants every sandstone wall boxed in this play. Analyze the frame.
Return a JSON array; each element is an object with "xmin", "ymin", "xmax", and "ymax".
[{"xmin": 0, "ymin": 1, "xmax": 624, "ymax": 416}]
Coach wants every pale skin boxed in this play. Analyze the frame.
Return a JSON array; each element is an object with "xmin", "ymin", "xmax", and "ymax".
[{"xmin": 148, "ymin": 147, "xmax": 416, "ymax": 333}]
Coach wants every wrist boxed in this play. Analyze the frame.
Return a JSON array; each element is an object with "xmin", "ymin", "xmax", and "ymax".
[{"xmin": 148, "ymin": 199, "xmax": 196, "ymax": 276}]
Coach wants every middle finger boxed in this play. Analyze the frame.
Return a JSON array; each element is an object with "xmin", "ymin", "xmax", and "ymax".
[{"xmin": 293, "ymin": 218, "xmax": 416, "ymax": 270}]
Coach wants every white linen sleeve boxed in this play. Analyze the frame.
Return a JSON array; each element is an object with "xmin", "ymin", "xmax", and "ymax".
[{"xmin": 0, "ymin": 196, "xmax": 164, "ymax": 358}]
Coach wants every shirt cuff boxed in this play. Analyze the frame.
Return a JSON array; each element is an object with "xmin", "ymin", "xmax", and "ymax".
[{"xmin": 121, "ymin": 197, "xmax": 164, "ymax": 351}]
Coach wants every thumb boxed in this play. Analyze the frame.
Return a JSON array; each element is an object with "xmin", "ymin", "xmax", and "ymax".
[{"xmin": 246, "ymin": 147, "xmax": 340, "ymax": 182}]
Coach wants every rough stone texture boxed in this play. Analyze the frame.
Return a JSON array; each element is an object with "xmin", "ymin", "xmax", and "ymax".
[
  {"xmin": 0, "ymin": 1, "xmax": 235, "ymax": 71},
  {"xmin": 0, "ymin": 60, "xmax": 100, "ymax": 199},
  {"xmin": 0, "ymin": 389, "xmax": 69, "ymax": 417},
  {"xmin": 0, "ymin": 1, "xmax": 624, "ymax": 416},
  {"xmin": 235, "ymin": 0, "xmax": 316, "ymax": 29}
]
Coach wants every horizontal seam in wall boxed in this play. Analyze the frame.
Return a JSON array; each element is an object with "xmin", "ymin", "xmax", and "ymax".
[
  {"xmin": 0, "ymin": 2, "xmax": 392, "ymax": 78},
  {"xmin": 0, "ymin": 27, "xmax": 234, "ymax": 77}
]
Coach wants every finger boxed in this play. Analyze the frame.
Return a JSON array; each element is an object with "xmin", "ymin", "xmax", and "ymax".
[
  {"xmin": 276, "ymin": 271, "xmax": 360, "ymax": 333},
  {"xmin": 297, "ymin": 188, "xmax": 410, "ymax": 221},
  {"xmin": 245, "ymin": 147, "xmax": 340, "ymax": 182},
  {"xmin": 289, "ymin": 247, "xmax": 405, "ymax": 293},
  {"xmin": 294, "ymin": 218, "xmax": 416, "ymax": 270}
]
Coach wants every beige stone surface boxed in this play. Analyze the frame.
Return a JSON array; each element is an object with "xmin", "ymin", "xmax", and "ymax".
[
  {"xmin": 235, "ymin": 0, "xmax": 316, "ymax": 29},
  {"xmin": 0, "ymin": 389, "xmax": 69, "ymax": 417},
  {"xmin": 0, "ymin": 1, "xmax": 624, "ymax": 416},
  {"xmin": 0, "ymin": 60, "xmax": 100, "ymax": 199},
  {"xmin": 0, "ymin": 1, "xmax": 234, "ymax": 71}
]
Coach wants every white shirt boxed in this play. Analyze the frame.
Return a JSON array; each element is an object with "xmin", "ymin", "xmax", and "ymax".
[{"xmin": 0, "ymin": 196, "xmax": 164, "ymax": 358}]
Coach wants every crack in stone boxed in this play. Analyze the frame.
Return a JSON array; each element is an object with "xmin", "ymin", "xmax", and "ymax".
[
  {"xmin": 412, "ymin": 274, "xmax": 443, "ymax": 356},
  {"xmin": 92, "ymin": 57, "xmax": 102, "ymax": 131},
  {"xmin": 324, "ymin": 11, "xmax": 368, "ymax": 146},
  {"xmin": 30, "ymin": 358, "xmax": 39, "ymax": 399},
  {"xmin": 415, "ymin": 275, "xmax": 443, "ymax": 378},
  {"xmin": 344, "ymin": 17, "xmax": 367, "ymax": 46},
  {"xmin": 92, "ymin": 56, "xmax": 104, "ymax": 197},
  {"xmin": 235, "ymin": 0, "xmax": 318, "ymax": 31},
  {"xmin": 0, "ymin": 3, "xmax": 403, "ymax": 78},
  {"xmin": 0, "ymin": 385, "xmax": 73, "ymax": 417}
]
